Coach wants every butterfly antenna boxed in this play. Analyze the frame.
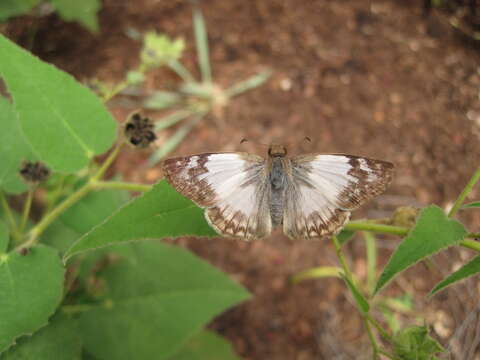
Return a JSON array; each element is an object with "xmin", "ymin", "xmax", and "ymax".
[{"xmin": 239, "ymin": 138, "xmax": 269, "ymax": 147}]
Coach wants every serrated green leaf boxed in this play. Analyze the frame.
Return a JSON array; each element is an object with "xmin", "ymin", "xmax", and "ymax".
[
  {"xmin": 0, "ymin": 314, "xmax": 82, "ymax": 360},
  {"xmin": 341, "ymin": 274, "xmax": 370, "ymax": 313},
  {"xmin": 462, "ymin": 201, "xmax": 480, "ymax": 209},
  {"xmin": 78, "ymin": 241, "xmax": 250, "ymax": 360},
  {"xmin": 0, "ymin": 0, "xmax": 39, "ymax": 21},
  {"xmin": 64, "ymin": 181, "xmax": 216, "ymax": 260},
  {"xmin": 168, "ymin": 330, "xmax": 240, "ymax": 360},
  {"xmin": 0, "ymin": 245, "xmax": 65, "ymax": 353},
  {"xmin": 0, "ymin": 34, "xmax": 117, "ymax": 173},
  {"xmin": 0, "ymin": 96, "xmax": 36, "ymax": 194},
  {"xmin": 47, "ymin": 0, "xmax": 100, "ymax": 32},
  {"xmin": 430, "ymin": 255, "xmax": 480, "ymax": 296},
  {"xmin": 0, "ymin": 221, "xmax": 8, "ymax": 253},
  {"xmin": 393, "ymin": 325, "xmax": 444, "ymax": 359},
  {"xmin": 375, "ymin": 205, "xmax": 467, "ymax": 294},
  {"xmin": 60, "ymin": 189, "xmax": 129, "ymax": 235}
]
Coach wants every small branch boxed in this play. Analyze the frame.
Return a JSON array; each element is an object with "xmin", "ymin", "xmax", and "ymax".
[
  {"xmin": 19, "ymin": 183, "xmax": 93, "ymax": 250},
  {"xmin": 92, "ymin": 181, "xmax": 152, "ymax": 193},
  {"xmin": 19, "ymin": 187, "xmax": 34, "ymax": 234},
  {"xmin": 345, "ymin": 222, "xmax": 409, "ymax": 236},
  {"xmin": 366, "ymin": 313, "xmax": 392, "ymax": 341},
  {"xmin": 167, "ymin": 60, "xmax": 196, "ymax": 83},
  {"xmin": 91, "ymin": 143, "xmax": 123, "ymax": 182},
  {"xmin": 448, "ymin": 167, "xmax": 480, "ymax": 218},
  {"xmin": 0, "ymin": 191, "xmax": 17, "ymax": 232},
  {"xmin": 363, "ymin": 317, "xmax": 379, "ymax": 359}
]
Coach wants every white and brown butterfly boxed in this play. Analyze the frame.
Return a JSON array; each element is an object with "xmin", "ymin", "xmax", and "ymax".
[{"xmin": 162, "ymin": 145, "xmax": 394, "ymax": 240}]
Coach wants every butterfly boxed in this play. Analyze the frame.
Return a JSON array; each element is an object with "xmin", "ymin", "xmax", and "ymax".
[{"xmin": 162, "ymin": 145, "xmax": 394, "ymax": 240}]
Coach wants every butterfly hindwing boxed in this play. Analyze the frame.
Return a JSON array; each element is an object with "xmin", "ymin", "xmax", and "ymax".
[
  {"xmin": 162, "ymin": 153, "xmax": 273, "ymax": 239},
  {"xmin": 283, "ymin": 154, "xmax": 394, "ymax": 239}
]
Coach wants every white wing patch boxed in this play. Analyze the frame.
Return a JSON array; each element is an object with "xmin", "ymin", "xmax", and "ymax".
[
  {"xmin": 283, "ymin": 154, "xmax": 393, "ymax": 239},
  {"xmin": 162, "ymin": 153, "xmax": 272, "ymax": 239}
]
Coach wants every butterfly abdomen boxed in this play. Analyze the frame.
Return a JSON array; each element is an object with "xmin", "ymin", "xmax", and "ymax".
[{"xmin": 269, "ymin": 157, "xmax": 286, "ymax": 227}]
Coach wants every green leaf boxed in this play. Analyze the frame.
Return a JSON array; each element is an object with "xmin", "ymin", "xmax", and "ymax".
[
  {"xmin": 375, "ymin": 205, "xmax": 467, "ymax": 294},
  {"xmin": 0, "ymin": 0, "xmax": 39, "ymax": 21},
  {"xmin": 77, "ymin": 241, "xmax": 250, "ymax": 360},
  {"xmin": 462, "ymin": 201, "xmax": 480, "ymax": 209},
  {"xmin": 393, "ymin": 325, "xmax": 444, "ymax": 359},
  {"xmin": 168, "ymin": 330, "xmax": 240, "ymax": 360},
  {"xmin": 341, "ymin": 274, "xmax": 370, "ymax": 313},
  {"xmin": 64, "ymin": 180, "xmax": 216, "ymax": 260},
  {"xmin": 144, "ymin": 91, "xmax": 181, "ymax": 110},
  {"xmin": 0, "ymin": 34, "xmax": 117, "ymax": 173},
  {"xmin": 430, "ymin": 255, "xmax": 480, "ymax": 296},
  {"xmin": 60, "ymin": 188, "xmax": 129, "ymax": 235},
  {"xmin": 47, "ymin": 0, "xmax": 100, "ymax": 32},
  {"xmin": 0, "ymin": 221, "xmax": 8, "ymax": 253},
  {"xmin": 338, "ymin": 229, "xmax": 355, "ymax": 245},
  {"xmin": 0, "ymin": 245, "xmax": 65, "ymax": 352},
  {"xmin": 41, "ymin": 220, "xmax": 80, "ymax": 253},
  {"xmin": 0, "ymin": 314, "xmax": 82, "ymax": 360},
  {"xmin": 0, "ymin": 96, "xmax": 36, "ymax": 194}
]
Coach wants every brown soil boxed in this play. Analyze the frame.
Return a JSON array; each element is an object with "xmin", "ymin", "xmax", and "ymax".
[{"xmin": 4, "ymin": 0, "xmax": 480, "ymax": 359}]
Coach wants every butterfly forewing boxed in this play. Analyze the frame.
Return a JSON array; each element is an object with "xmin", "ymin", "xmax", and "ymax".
[
  {"xmin": 283, "ymin": 154, "xmax": 394, "ymax": 239},
  {"xmin": 162, "ymin": 153, "xmax": 273, "ymax": 239}
]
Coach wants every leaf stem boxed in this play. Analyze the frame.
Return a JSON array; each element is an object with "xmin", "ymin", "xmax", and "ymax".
[
  {"xmin": 0, "ymin": 191, "xmax": 17, "ymax": 231},
  {"xmin": 345, "ymin": 222, "xmax": 409, "ymax": 236},
  {"xmin": 167, "ymin": 60, "xmax": 196, "ymax": 83},
  {"xmin": 366, "ymin": 313, "xmax": 392, "ymax": 341},
  {"xmin": 19, "ymin": 187, "xmax": 34, "ymax": 234},
  {"xmin": 448, "ymin": 167, "xmax": 480, "ymax": 218},
  {"xmin": 363, "ymin": 317, "xmax": 379, "ymax": 359},
  {"xmin": 91, "ymin": 143, "xmax": 123, "ymax": 182},
  {"xmin": 92, "ymin": 181, "xmax": 152, "ymax": 193},
  {"xmin": 19, "ymin": 143, "xmax": 124, "ymax": 250},
  {"xmin": 19, "ymin": 183, "xmax": 93, "ymax": 250}
]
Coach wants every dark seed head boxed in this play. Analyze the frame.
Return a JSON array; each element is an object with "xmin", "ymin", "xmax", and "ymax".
[
  {"xmin": 124, "ymin": 112, "xmax": 157, "ymax": 148},
  {"xmin": 19, "ymin": 161, "xmax": 50, "ymax": 184},
  {"xmin": 18, "ymin": 248, "xmax": 29, "ymax": 256}
]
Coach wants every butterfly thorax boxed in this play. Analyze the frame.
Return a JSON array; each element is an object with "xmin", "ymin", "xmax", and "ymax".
[{"xmin": 269, "ymin": 156, "xmax": 287, "ymax": 227}]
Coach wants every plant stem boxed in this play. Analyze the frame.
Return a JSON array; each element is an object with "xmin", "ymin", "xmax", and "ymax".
[
  {"xmin": 19, "ymin": 187, "xmax": 34, "ymax": 234},
  {"xmin": 0, "ymin": 191, "xmax": 17, "ymax": 231},
  {"xmin": 345, "ymin": 222, "xmax": 409, "ymax": 236},
  {"xmin": 19, "ymin": 143, "xmax": 124, "ymax": 250},
  {"xmin": 61, "ymin": 304, "xmax": 95, "ymax": 314},
  {"xmin": 332, "ymin": 235, "xmax": 388, "ymax": 355},
  {"xmin": 167, "ymin": 60, "xmax": 196, "ymax": 83},
  {"xmin": 19, "ymin": 183, "xmax": 93, "ymax": 250},
  {"xmin": 363, "ymin": 317, "xmax": 379, "ymax": 359},
  {"xmin": 91, "ymin": 143, "xmax": 123, "ymax": 182},
  {"xmin": 448, "ymin": 167, "xmax": 480, "ymax": 218},
  {"xmin": 92, "ymin": 181, "xmax": 152, "ymax": 193},
  {"xmin": 364, "ymin": 231, "xmax": 377, "ymax": 295},
  {"xmin": 460, "ymin": 239, "xmax": 480, "ymax": 252},
  {"xmin": 366, "ymin": 313, "xmax": 392, "ymax": 341}
]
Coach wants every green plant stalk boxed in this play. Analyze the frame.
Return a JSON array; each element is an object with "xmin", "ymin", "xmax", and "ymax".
[
  {"xmin": 345, "ymin": 222, "xmax": 408, "ymax": 236},
  {"xmin": 0, "ymin": 191, "xmax": 17, "ymax": 232},
  {"xmin": 331, "ymin": 235, "xmax": 387, "ymax": 354},
  {"xmin": 192, "ymin": 2, "xmax": 212, "ymax": 83},
  {"xmin": 448, "ymin": 167, "xmax": 480, "ymax": 218},
  {"xmin": 18, "ymin": 143, "xmax": 123, "ymax": 250},
  {"xmin": 364, "ymin": 232, "xmax": 377, "ymax": 295},
  {"xmin": 167, "ymin": 59, "xmax": 196, "ymax": 83},
  {"xmin": 225, "ymin": 71, "xmax": 272, "ymax": 97},
  {"xmin": 19, "ymin": 187, "xmax": 34, "ymax": 234},
  {"xmin": 366, "ymin": 313, "xmax": 392, "ymax": 341},
  {"xmin": 363, "ymin": 317, "xmax": 379, "ymax": 359},
  {"xmin": 93, "ymin": 181, "xmax": 152, "ymax": 192},
  {"xmin": 155, "ymin": 109, "xmax": 192, "ymax": 131}
]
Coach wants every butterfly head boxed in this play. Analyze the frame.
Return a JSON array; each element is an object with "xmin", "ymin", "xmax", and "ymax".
[{"xmin": 268, "ymin": 144, "xmax": 287, "ymax": 157}]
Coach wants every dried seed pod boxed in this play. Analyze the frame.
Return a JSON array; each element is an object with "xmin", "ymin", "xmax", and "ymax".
[
  {"xmin": 19, "ymin": 161, "xmax": 50, "ymax": 184},
  {"xmin": 124, "ymin": 112, "xmax": 157, "ymax": 148}
]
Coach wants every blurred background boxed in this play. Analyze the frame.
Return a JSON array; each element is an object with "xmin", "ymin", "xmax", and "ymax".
[{"xmin": 2, "ymin": 0, "xmax": 480, "ymax": 358}]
